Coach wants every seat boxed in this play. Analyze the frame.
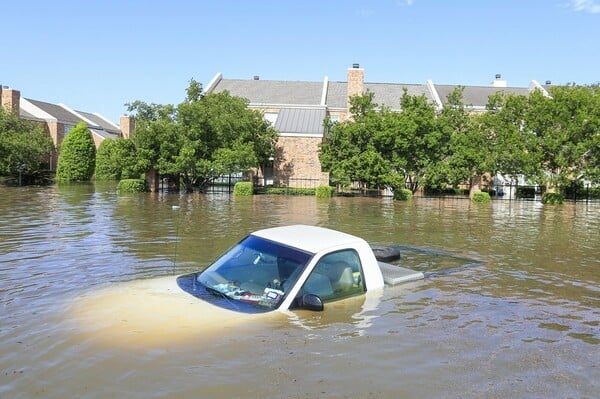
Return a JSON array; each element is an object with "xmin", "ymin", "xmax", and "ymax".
[{"xmin": 327, "ymin": 262, "xmax": 355, "ymax": 292}]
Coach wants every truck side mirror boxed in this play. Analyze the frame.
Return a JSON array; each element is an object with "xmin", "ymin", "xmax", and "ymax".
[{"xmin": 298, "ymin": 294, "xmax": 324, "ymax": 311}]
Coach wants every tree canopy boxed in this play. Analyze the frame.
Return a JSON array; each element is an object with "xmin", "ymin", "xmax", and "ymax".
[
  {"xmin": 320, "ymin": 90, "xmax": 444, "ymax": 194},
  {"xmin": 320, "ymin": 84, "xmax": 600, "ymax": 196},
  {"xmin": 56, "ymin": 121, "xmax": 96, "ymax": 182},
  {"xmin": 127, "ymin": 79, "xmax": 278, "ymax": 191},
  {"xmin": 95, "ymin": 137, "xmax": 140, "ymax": 180},
  {"xmin": 0, "ymin": 108, "xmax": 53, "ymax": 179}
]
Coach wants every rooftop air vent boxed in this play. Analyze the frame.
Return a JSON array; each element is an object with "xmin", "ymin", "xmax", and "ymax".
[
  {"xmin": 545, "ymin": 80, "xmax": 552, "ymax": 85},
  {"xmin": 253, "ymin": 75, "xmax": 259, "ymax": 80},
  {"xmin": 495, "ymin": 74, "xmax": 501, "ymax": 79},
  {"xmin": 352, "ymin": 63, "xmax": 360, "ymax": 68}
]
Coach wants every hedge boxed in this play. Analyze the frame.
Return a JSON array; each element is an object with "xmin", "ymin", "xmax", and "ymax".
[
  {"xmin": 542, "ymin": 192, "xmax": 565, "ymax": 204},
  {"xmin": 315, "ymin": 185, "xmax": 334, "ymax": 198},
  {"xmin": 233, "ymin": 181, "xmax": 254, "ymax": 196},
  {"xmin": 472, "ymin": 191, "xmax": 491, "ymax": 203},
  {"xmin": 393, "ymin": 188, "xmax": 413, "ymax": 201},
  {"xmin": 117, "ymin": 179, "xmax": 147, "ymax": 193}
]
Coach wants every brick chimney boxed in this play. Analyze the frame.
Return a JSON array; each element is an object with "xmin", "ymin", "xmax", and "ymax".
[
  {"xmin": 120, "ymin": 115, "xmax": 136, "ymax": 139},
  {"xmin": 1, "ymin": 86, "xmax": 21, "ymax": 116},
  {"xmin": 347, "ymin": 63, "xmax": 364, "ymax": 109}
]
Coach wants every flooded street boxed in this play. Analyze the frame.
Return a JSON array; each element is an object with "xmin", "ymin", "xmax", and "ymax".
[{"xmin": 1, "ymin": 185, "xmax": 598, "ymax": 398}]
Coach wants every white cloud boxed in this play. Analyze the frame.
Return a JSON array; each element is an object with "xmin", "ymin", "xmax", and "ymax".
[{"xmin": 569, "ymin": 0, "xmax": 600, "ymax": 13}]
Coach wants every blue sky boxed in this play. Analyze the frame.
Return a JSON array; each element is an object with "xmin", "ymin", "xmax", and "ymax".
[{"xmin": 2, "ymin": 0, "xmax": 599, "ymax": 123}]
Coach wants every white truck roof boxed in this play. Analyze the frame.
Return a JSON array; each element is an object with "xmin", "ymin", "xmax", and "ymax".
[{"xmin": 251, "ymin": 225, "xmax": 366, "ymax": 254}]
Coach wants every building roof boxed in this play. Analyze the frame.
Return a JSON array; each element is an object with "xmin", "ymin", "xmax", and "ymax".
[
  {"xmin": 274, "ymin": 107, "xmax": 326, "ymax": 135},
  {"xmin": 434, "ymin": 84, "xmax": 531, "ymax": 108},
  {"xmin": 325, "ymin": 81, "xmax": 347, "ymax": 109},
  {"xmin": 76, "ymin": 110, "xmax": 121, "ymax": 135},
  {"xmin": 212, "ymin": 79, "xmax": 323, "ymax": 106},
  {"xmin": 365, "ymin": 82, "xmax": 433, "ymax": 110},
  {"xmin": 207, "ymin": 72, "xmax": 546, "ymax": 119},
  {"xmin": 89, "ymin": 128, "xmax": 121, "ymax": 140},
  {"xmin": 19, "ymin": 97, "xmax": 123, "ymax": 143},
  {"xmin": 25, "ymin": 98, "xmax": 82, "ymax": 125}
]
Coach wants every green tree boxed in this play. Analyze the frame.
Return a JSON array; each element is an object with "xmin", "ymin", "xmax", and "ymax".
[
  {"xmin": 382, "ymin": 91, "xmax": 444, "ymax": 193},
  {"xmin": 484, "ymin": 92, "xmax": 539, "ymax": 179},
  {"xmin": 95, "ymin": 137, "xmax": 140, "ymax": 180},
  {"xmin": 56, "ymin": 121, "xmax": 95, "ymax": 182},
  {"xmin": 320, "ymin": 92, "xmax": 389, "ymax": 189},
  {"xmin": 0, "ymin": 108, "xmax": 53, "ymax": 179},
  {"xmin": 428, "ymin": 87, "xmax": 471, "ymax": 189},
  {"xmin": 126, "ymin": 100, "xmax": 177, "ymax": 178},
  {"xmin": 525, "ymin": 85, "xmax": 599, "ymax": 190},
  {"xmin": 95, "ymin": 138, "xmax": 119, "ymax": 180},
  {"xmin": 127, "ymin": 79, "xmax": 278, "ymax": 192},
  {"xmin": 320, "ymin": 91, "xmax": 443, "ymax": 194}
]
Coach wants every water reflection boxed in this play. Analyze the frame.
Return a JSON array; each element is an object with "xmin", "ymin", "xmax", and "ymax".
[{"xmin": 1, "ymin": 185, "xmax": 599, "ymax": 398}]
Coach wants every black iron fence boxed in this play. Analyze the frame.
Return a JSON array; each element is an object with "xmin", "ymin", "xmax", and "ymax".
[{"xmin": 157, "ymin": 173, "xmax": 599, "ymax": 202}]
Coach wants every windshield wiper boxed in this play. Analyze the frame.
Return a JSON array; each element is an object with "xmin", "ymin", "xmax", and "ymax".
[{"xmin": 201, "ymin": 283, "xmax": 241, "ymax": 311}]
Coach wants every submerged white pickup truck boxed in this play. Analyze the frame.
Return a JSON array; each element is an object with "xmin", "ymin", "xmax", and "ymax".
[{"xmin": 178, "ymin": 224, "xmax": 424, "ymax": 312}]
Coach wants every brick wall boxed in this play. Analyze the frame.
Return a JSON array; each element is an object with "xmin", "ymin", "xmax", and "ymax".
[
  {"xmin": 120, "ymin": 115, "xmax": 135, "ymax": 139},
  {"xmin": 275, "ymin": 136, "xmax": 328, "ymax": 186},
  {"xmin": 347, "ymin": 65, "xmax": 364, "ymax": 109},
  {"xmin": 1, "ymin": 87, "xmax": 20, "ymax": 115}
]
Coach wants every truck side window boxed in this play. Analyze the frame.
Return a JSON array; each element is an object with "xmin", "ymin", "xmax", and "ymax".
[{"xmin": 301, "ymin": 249, "xmax": 365, "ymax": 302}]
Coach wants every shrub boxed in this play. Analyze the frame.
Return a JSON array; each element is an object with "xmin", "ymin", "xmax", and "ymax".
[
  {"xmin": 316, "ymin": 185, "xmax": 334, "ymax": 198},
  {"xmin": 262, "ymin": 187, "xmax": 315, "ymax": 195},
  {"xmin": 56, "ymin": 122, "xmax": 96, "ymax": 182},
  {"xmin": 542, "ymin": 192, "xmax": 565, "ymax": 204},
  {"xmin": 472, "ymin": 191, "xmax": 491, "ymax": 203},
  {"xmin": 393, "ymin": 188, "xmax": 413, "ymax": 201},
  {"xmin": 95, "ymin": 139, "xmax": 120, "ymax": 180},
  {"xmin": 117, "ymin": 179, "xmax": 147, "ymax": 193},
  {"xmin": 233, "ymin": 181, "xmax": 254, "ymax": 196},
  {"xmin": 95, "ymin": 138, "xmax": 140, "ymax": 180}
]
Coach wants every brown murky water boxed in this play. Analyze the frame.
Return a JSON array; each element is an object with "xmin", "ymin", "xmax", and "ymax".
[{"xmin": 1, "ymin": 185, "xmax": 598, "ymax": 398}]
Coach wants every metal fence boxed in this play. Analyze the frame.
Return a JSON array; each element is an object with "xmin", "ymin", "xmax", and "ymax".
[{"xmin": 158, "ymin": 173, "xmax": 599, "ymax": 202}]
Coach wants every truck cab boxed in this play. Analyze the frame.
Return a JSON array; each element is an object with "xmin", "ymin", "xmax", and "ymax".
[{"xmin": 178, "ymin": 225, "xmax": 424, "ymax": 312}]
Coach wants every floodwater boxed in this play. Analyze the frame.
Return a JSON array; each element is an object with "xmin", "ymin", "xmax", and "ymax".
[{"xmin": 0, "ymin": 184, "xmax": 598, "ymax": 398}]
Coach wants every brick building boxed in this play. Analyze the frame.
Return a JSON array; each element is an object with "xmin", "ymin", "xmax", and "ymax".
[
  {"xmin": 0, "ymin": 85, "xmax": 134, "ymax": 170},
  {"xmin": 204, "ymin": 65, "xmax": 550, "ymax": 188}
]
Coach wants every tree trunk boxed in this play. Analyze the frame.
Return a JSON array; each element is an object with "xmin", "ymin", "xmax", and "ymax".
[
  {"xmin": 469, "ymin": 175, "xmax": 482, "ymax": 198},
  {"xmin": 145, "ymin": 168, "xmax": 159, "ymax": 192}
]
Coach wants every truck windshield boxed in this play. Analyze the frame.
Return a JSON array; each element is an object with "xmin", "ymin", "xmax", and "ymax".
[{"xmin": 196, "ymin": 235, "xmax": 312, "ymax": 311}]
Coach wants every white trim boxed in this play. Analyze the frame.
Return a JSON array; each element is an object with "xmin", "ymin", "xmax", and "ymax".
[
  {"xmin": 320, "ymin": 75, "xmax": 329, "ymax": 106},
  {"xmin": 58, "ymin": 103, "xmax": 97, "ymax": 127},
  {"xmin": 427, "ymin": 79, "xmax": 443, "ymax": 111},
  {"xmin": 93, "ymin": 112, "xmax": 120, "ymax": 130},
  {"xmin": 279, "ymin": 132, "xmax": 324, "ymax": 138},
  {"xmin": 19, "ymin": 98, "xmax": 56, "ymax": 121},
  {"xmin": 204, "ymin": 72, "xmax": 223, "ymax": 93},
  {"xmin": 529, "ymin": 80, "xmax": 551, "ymax": 97},
  {"xmin": 248, "ymin": 103, "xmax": 326, "ymax": 110}
]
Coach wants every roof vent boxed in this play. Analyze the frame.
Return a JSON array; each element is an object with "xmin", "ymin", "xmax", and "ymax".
[
  {"xmin": 545, "ymin": 80, "xmax": 552, "ymax": 85},
  {"xmin": 352, "ymin": 63, "xmax": 360, "ymax": 69},
  {"xmin": 495, "ymin": 74, "xmax": 501, "ymax": 79},
  {"xmin": 2, "ymin": 85, "xmax": 8, "ymax": 89},
  {"xmin": 253, "ymin": 75, "xmax": 259, "ymax": 80}
]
